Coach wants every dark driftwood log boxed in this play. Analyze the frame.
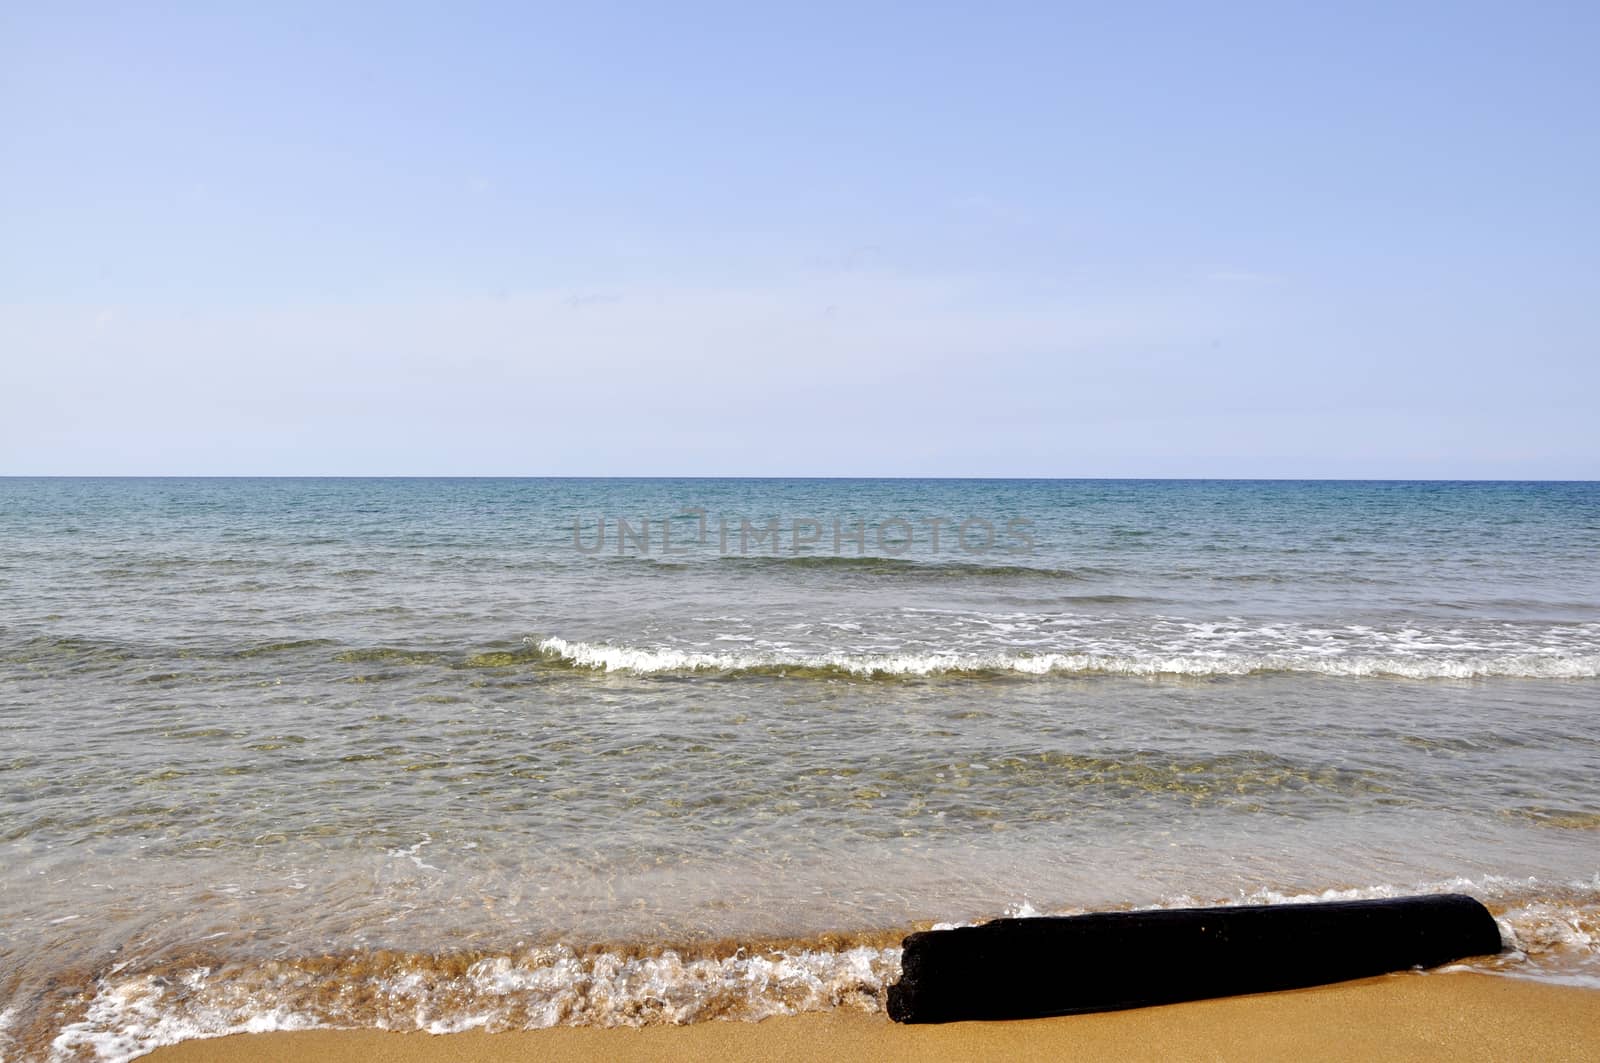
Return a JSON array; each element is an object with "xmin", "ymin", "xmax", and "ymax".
[{"xmin": 886, "ymin": 894, "xmax": 1502, "ymax": 1024}]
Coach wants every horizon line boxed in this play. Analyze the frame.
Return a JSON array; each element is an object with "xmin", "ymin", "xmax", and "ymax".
[{"xmin": 2, "ymin": 474, "xmax": 1596, "ymax": 484}]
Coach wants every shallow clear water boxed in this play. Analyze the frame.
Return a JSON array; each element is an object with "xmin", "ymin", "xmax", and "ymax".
[{"xmin": 2, "ymin": 478, "xmax": 1598, "ymax": 1060}]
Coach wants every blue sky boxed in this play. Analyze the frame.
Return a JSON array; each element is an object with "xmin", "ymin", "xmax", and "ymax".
[{"xmin": 3, "ymin": 2, "xmax": 1596, "ymax": 476}]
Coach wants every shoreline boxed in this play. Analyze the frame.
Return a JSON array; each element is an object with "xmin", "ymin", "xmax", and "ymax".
[{"xmin": 141, "ymin": 972, "xmax": 1600, "ymax": 1062}]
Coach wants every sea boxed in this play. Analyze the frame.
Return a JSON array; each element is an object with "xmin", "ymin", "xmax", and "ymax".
[{"xmin": 2, "ymin": 477, "xmax": 1598, "ymax": 1061}]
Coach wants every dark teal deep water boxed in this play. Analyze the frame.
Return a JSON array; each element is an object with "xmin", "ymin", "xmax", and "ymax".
[{"xmin": 3, "ymin": 479, "xmax": 1598, "ymax": 1058}]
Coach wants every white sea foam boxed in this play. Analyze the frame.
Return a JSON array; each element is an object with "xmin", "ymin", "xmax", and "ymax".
[
  {"xmin": 0, "ymin": 1006, "xmax": 17, "ymax": 1063},
  {"xmin": 45, "ymin": 944, "xmax": 898, "ymax": 1063},
  {"xmin": 532, "ymin": 635, "xmax": 1600, "ymax": 679},
  {"xmin": 49, "ymin": 974, "xmax": 320, "ymax": 1063},
  {"xmin": 388, "ymin": 833, "xmax": 444, "ymax": 873}
]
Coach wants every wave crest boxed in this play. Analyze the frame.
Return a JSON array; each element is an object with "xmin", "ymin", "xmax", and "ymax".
[{"xmin": 530, "ymin": 637, "xmax": 1600, "ymax": 680}]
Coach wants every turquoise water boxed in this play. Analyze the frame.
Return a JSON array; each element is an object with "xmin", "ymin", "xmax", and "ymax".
[{"xmin": 3, "ymin": 478, "xmax": 1598, "ymax": 1059}]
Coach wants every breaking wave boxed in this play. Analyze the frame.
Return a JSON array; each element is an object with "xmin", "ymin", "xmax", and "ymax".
[{"xmin": 530, "ymin": 636, "xmax": 1600, "ymax": 680}]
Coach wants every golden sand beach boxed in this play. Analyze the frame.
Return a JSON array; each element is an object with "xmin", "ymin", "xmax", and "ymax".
[{"xmin": 144, "ymin": 972, "xmax": 1600, "ymax": 1062}]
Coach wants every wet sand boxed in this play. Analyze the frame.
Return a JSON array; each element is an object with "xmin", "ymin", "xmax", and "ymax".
[{"xmin": 145, "ymin": 971, "xmax": 1600, "ymax": 1062}]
